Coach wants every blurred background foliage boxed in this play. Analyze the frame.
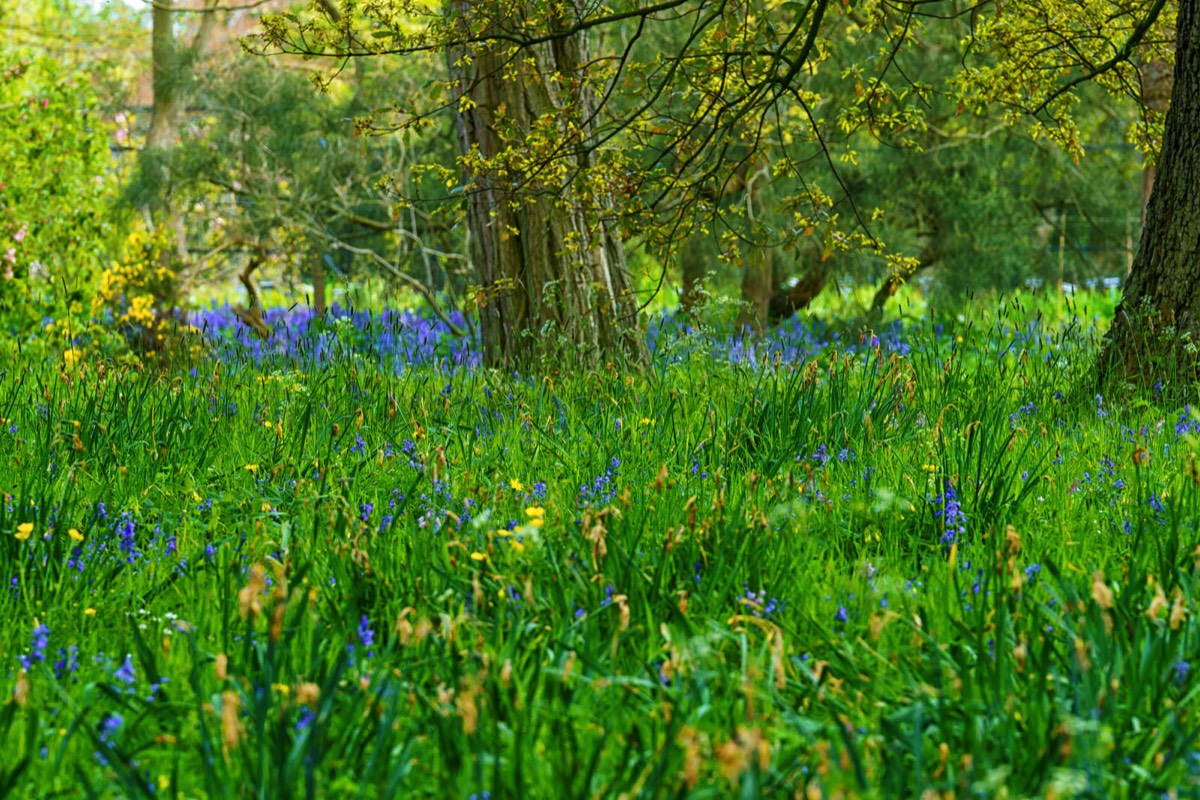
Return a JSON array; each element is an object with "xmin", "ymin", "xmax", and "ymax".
[{"xmin": 0, "ymin": 0, "xmax": 1147, "ymax": 358}]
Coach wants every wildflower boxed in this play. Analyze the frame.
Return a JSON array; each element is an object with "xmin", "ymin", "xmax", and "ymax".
[
  {"xmin": 115, "ymin": 654, "xmax": 136, "ymax": 686},
  {"xmin": 245, "ymin": 464, "xmax": 258, "ymax": 473},
  {"xmin": 221, "ymin": 690, "xmax": 242, "ymax": 749},
  {"xmin": 68, "ymin": 528, "xmax": 83, "ymax": 542},
  {"xmin": 295, "ymin": 706, "xmax": 316, "ymax": 732},
  {"xmin": 350, "ymin": 615, "xmax": 375, "ymax": 661},
  {"xmin": 509, "ymin": 478, "xmax": 524, "ymax": 492},
  {"xmin": 470, "ymin": 552, "xmax": 485, "ymax": 562},
  {"xmin": 936, "ymin": 482, "xmax": 966, "ymax": 545},
  {"xmin": 1175, "ymin": 661, "xmax": 1190, "ymax": 686},
  {"xmin": 532, "ymin": 482, "xmax": 547, "ymax": 499},
  {"xmin": 834, "ymin": 606, "xmax": 849, "ymax": 624},
  {"xmin": 18, "ymin": 623, "xmax": 50, "ymax": 669},
  {"xmin": 97, "ymin": 713, "xmax": 122, "ymax": 746},
  {"xmin": 14, "ymin": 522, "xmax": 33, "ymax": 541},
  {"xmin": 1091, "ymin": 572, "xmax": 1114, "ymax": 610}
]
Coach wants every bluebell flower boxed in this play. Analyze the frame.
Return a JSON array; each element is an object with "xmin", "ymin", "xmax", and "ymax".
[{"xmin": 115, "ymin": 654, "xmax": 136, "ymax": 686}]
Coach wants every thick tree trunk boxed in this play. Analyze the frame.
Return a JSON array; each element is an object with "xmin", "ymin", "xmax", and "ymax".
[
  {"xmin": 1100, "ymin": 0, "xmax": 1200, "ymax": 389},
  {"xmin": 450, "ymin": 3, "xmax": 647, "ymax": 369},
  {"xmin": 143, "ymin": 0, "xmax": 218, "ymax": 315},
  {"xmin": 767, "ymin": 265, "xmax": 828, "ymax": 324},
  {"xmin": 737, "ymin": 250, "xmax": 775, "ymax": 332},
  {"xmin": 1139, "ymin": 57, "xmax": 1174, "ymax": 224}
]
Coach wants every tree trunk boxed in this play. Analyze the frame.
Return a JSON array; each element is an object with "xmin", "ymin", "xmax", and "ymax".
[
  {"xmin": 1139, "ymin": 57, "xmax": 1174, "ymax": 224},
  {"xmin": 679, "ymin": 233, "xmax": 710, "ymax": 317},
  {"xmin": 143, "ymin": 0, "xmax": 219, "ymax": 316},
  {"xmin": 450, "ymin": 2, "xmax": 647, "ymax": 369},
  {"xmin": 737, "ymin": 249, "xmax": 775, "ymax": 332},
  {"xmin": 767, "ymin": 265, "xmax": 828, "ymax": 324},
  {"xmin": 1099, "ymin": 0, "xmax": 1200, "ymax": 390}
]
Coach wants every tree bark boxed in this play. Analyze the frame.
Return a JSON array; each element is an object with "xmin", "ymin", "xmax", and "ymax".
[
  {"xmin": 679, "ymin": 233, "xmax": 710, "ymax": 317},
  {"xmin": 1139, "ymin": 57, "xmax": 1174, "ymax": 225},
  {"xmin": 1099, "ymin": 0, "xmax": 1200, "ymax": 390},
  {"xmin": 450, "ymin": 2, "xmax": 647, "ymax": 369},
  {"xmin": 767, "ymin": 264, "xmax": 828, "ymax": 324},
  {"xmin": 737, "ymin": 249, "xmax": 775, "ymax": 332},
  {"xmin": 143, "ymin": 0, "xmax": 219, "ymax": 317}
]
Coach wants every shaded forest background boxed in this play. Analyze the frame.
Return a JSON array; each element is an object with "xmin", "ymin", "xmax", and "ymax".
[{"xmin": 0, "ymin": 0, "xmax": 1168, "ymax": 359}]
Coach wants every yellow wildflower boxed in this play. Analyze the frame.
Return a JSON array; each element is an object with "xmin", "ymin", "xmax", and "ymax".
[
  {"xmin": 15, "ymin": 522, "xmax": 33, "ymax": 541},
  {"xmin": 68, "ymin": 528, "xmax": 83, "ymax": 542},
  {"xmin": 470, "ymin": 552, "xmax": 486, "ymax": 562},
  {"xmin": 509, "ymin": 478, "xmax": 524, "ymax": 492},
  {"xmin": 245, "ymin": 464, "xmax": 258, "ymax": 473}
]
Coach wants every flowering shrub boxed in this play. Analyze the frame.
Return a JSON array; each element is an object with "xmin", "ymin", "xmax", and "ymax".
[{"xmin": 0, "ymin": 52, "xmax": 119, "ymax": 338}]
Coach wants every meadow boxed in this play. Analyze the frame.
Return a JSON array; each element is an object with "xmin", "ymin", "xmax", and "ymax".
[{"xmin": 3, "ymin": 291, "xmax": 1200, "ymax": 798}]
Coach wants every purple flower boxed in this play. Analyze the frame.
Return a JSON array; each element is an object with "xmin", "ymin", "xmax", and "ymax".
[
  {"xmin": 53, "ymin": 646, "xmax": 79, "ymax": 679},
  {"xmin": 295, "ymin": 705, "xmax": 316, "ymax": 732},
  {"xmin": 936, "ymin": 483, "xmax": 966, "ymax": 545},
  {"xmin": 115, "ymin": 654, "xmax": 136, "ymax": 686},
  {"xmin": 358, "ymin": 615, "xmax": 375, "ymax": 650},
  {"xmin": 1175, "ymin": 661, "xmax": 1190, "ymax": 686},
  {"xmin": 18, "ymin": 623, "xmax": 50, "ymax": 669},
  {"xmin": 834, "ymin": 606, "xmax": 848, "ymax": 624}
]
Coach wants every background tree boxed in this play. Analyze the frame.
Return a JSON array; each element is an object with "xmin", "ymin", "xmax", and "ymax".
[{"xmin": 0, "ymin": 48, "xmax": 119, "ymax": 337}]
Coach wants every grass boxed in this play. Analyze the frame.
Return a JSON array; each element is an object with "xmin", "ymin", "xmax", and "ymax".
[{"xmin": 2, "ymin": 291, "xmax": 1200, "ymax": 798}]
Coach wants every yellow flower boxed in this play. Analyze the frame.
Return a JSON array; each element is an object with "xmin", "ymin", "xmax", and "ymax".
[
  {"xmin": 15, "ymin": 522, "xmax": 33, "ymax": 541},
  {"xmin": 510, "ymin": 539, "xmax": 526, "ymax": 553},
  {"xmin": 509, "ymin": 478, "xmax": 524, "ymax": 492},
  {"xmin": 84, "ymin": 608, "xmax": 96, "ymax": 616},
  {"xmin": 245, "ymin": 464, "xmax": 259, "ymax": 473},
  {"xmin": 470, "ymin": 552, "xmax": 486, "ymax": 562},
  {"xmin": 524, "ymin": 507, "xmax": 545, "ymax": 518},
  {"xmin": 68, "ymin": 528, "xmax": 83, "ymax": 542}
]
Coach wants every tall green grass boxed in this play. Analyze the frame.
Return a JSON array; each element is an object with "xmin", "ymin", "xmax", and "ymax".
[{"xmin": 2, "ymin": 296, "xmax": 1199, "ymax": 798}]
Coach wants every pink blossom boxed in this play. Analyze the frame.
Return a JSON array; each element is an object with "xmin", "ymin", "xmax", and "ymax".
[{"xmin": 13, "ymin": 226, "xmax": 27, "ymax": 244}]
